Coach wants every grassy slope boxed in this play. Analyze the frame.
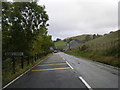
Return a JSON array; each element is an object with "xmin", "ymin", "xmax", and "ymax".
[
  {"xmin": 57, "ymin": 35, "xmax": 93, "ymax": 49},
  {"xmin": 65, "ymin": 30, "xmax": 120, "ymax": 68},
  {"xmin": 55, "ymin": 41, "xmax": 67, "ymax": 49},
  {"xmin": 65, "ymin": 34, "xmax": 93, "ymax": 42}
]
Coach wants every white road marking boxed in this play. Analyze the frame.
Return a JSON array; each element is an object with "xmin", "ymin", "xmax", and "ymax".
[
  {"xmin": 62, "ymin": 57, "xmax": 66, "ymax": 61},
  {"xmin": 59, "ymin": 54, "xmax": 66, "ymax": 61},
  {"xmin": 2, "ymin": 57, "xmax": 46, "ymax": 89},
  {"xmin": 2, "ymin": 73, "xmax": 24, "ymax": 89},
  {"xmin": 66, "ymin": 61, "xmax": 74, "ymax": 69},
  {"xmin": 79, "ymin": 76, "xmax": 93, "ymax": 90}
]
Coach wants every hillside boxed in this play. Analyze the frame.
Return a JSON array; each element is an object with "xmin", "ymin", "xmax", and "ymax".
[
  {"xmin": 65, "ymin": 34, "xmax": 92, "ymax": 42},
  {"xmin": 65, "ymin": 30, "xmax": 120, "ymax": 67},
  {"xmin": 64, "ymin": 34, "xmax": 102, "ymax": 43},
  {"xmin": 54, "ymin": 40, "xmax": 67, "ymax": 49}
]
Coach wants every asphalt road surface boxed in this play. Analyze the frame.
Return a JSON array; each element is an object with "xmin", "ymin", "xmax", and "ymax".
[
  {"xmin": 59, "ymin": 52, "xmax": 119, "ymax": 88},
  {"xmin": 5, "ymin": 53, "xmax": 88, "ymax": 89},
  {"xmin": 4, "ymin": 52, "xmax": 119, "ymax": 89}
]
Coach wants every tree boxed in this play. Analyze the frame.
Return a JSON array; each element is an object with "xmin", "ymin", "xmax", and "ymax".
[
  {"xmin": 2, "ymin": 2, "xmax": 53, "ymax": 57},
  {"xmin": 56, "ymin": 38, "xmax": 61, "ymax": 42}
]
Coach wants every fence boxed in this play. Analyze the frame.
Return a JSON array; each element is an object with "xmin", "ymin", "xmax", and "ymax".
[{"xmin": 3, "ymin": 53, "xmax": 49, "ymax": 74}]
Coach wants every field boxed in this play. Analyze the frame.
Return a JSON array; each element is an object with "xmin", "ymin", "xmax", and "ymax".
[
  {"xmin": 65, "ymin": 30, "xmax": 120, "ymax": 68},
  {"xmin": 54, "ymin": 41, "xmax": 67, "ymax": 49}
]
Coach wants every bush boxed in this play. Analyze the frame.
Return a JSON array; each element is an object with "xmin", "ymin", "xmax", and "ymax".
[{"xmin": 80, "ymin": 45, "xmax": 88, "ymax": 51}]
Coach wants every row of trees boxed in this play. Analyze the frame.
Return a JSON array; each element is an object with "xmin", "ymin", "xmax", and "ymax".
[{"xmin": 2, "ymin": 2, "xmax": 54, "ymax": 59}]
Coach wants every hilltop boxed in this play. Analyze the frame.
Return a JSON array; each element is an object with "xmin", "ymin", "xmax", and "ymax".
[{"xmin": 64, "ymin": 34, "xmax": 102, "ymax": 43}]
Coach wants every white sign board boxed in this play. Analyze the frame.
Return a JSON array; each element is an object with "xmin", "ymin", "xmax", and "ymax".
[{"xmin": 5, "ymin": 52, "xmax": 24, "ymax": 56}]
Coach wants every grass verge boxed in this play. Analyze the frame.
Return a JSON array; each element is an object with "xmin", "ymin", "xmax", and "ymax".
[{"xmin": 65, "ymin": 50, "xmax": 119, "ymax": 68}]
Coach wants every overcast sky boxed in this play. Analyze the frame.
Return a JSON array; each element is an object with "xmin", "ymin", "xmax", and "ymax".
[{"xmin": 38, "ymin": 0, "xmax": 119, "ymax": 40}]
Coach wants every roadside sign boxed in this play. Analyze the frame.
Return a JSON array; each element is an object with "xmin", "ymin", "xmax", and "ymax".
[{"xmin": 5, "ymin": 52, "xmax": 24, "ymax": 56}]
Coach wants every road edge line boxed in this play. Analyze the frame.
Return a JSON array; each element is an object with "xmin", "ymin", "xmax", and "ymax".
[
  {"xmin": 66, "ymin": 61, "xmax": 73, "ymax": 69},
  {"xmin": 79, "ymin": 76, "xmax": 93, "ymax": 90},
  {"xmin": 2, "ymin": 54, "xmax": 50, "ymax": 89}
]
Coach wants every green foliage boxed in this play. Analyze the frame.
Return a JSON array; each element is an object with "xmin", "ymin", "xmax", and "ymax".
[
  {"xmin": 2, "ymin": 2, "xmax": 54, "ymax": 57},
  {"xmin": 80, "ymin": 45, "xmax": 88, "ymax": 51}
]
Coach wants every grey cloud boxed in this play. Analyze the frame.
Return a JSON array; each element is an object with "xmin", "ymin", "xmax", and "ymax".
[{"xmin": 39, "ymin": 0, "xmax": 119, "ymax": 40}]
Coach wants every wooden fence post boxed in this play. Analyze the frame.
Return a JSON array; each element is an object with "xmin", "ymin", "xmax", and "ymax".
[
  {"xmin": 12, "ymin": 56, "xmax": 15, "ymax": 74},
  {"xmin": 31, "ymin": 56, "xmax": 33, "ymax": 64},
  {"xmin": 36, "ymin": 54, "xmax": 38, "ymax": 59},
  {"xmin": 27, "ymin": 56, "xmax": 30, "ymax": 65},
  {"xmin": 39, "ymin": 54, "xmax": 41, "ymax": 58},
  {"xmin": 35, "ymin": 54, "xmax": 36, "ymax": 61},
  {"xmin": 21, "ymin": 56, "xmax": 24, "ymax": 69}
]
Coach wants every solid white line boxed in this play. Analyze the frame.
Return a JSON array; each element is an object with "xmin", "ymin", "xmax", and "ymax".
[
  {"xmin": 2, "ymin": 56, "xmax": 46, "ymax": 89},
  {"xmin": 2, "ymin": 72, "xmax": 25, "ymax": 89},
  {"xmin": 66, "ymin": 61, "xmax": 73, "ymax": 69},
  {"xmin": 59, "ymin": 54, "xmax": 66, "ymax": 61},
  {"xmin": 79, "ymin": 76, "xmax": 93, "ymax": 90}
]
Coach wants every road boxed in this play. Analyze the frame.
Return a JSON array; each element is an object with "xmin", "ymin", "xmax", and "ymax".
[
  {"xmin": 59, "ymin": 52, "xmax": 119, "ymax": 88},
  {"xmin": 4, "ymin": 52, "xmax": 119, "ymax": 89},
  {"xmin": 5, "ymin": 53, "xmax": 88, "ymax": 89}
]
